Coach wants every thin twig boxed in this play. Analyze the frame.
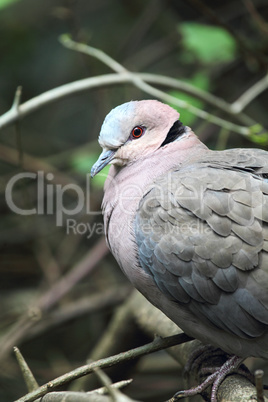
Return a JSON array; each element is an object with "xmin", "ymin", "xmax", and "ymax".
[
  {"xmin": 185, "ymin": 0, "xmax": 267, "ymax": 68},
  {"xmin": 255, "ymin": 369, "xmax": 265, "ymax": 402},
  {"xmin": 15, "ymin": 333, "xmax": 193, "ymax": 402},
  {"xmin": 231, "ymin": 72, "xmax": 268, "ymax": 113},
  {"xmin": 130, "ymin": 292, "xmax": 266, "ymax": 402},
  {"xmin": 0, "ymin": 143, "xmax": 79, "ymax": 187},
  {"xmin": 60, "ymin": 36, "xmax": 261, "ymax": 136},
  {"xmin": 0, "ymin": 72, "xmax": 252, "ymax": 132},
  {"xmin": 26, "ymin": 286, "xmax": 131, "ymax": 340},
  {"xmin": 40, "ymin": 379, "xmax": 134, "ymax": 401},
  {"xmin": 92, "ymin": 367, "xmax": 136, "ymax": 401},
  {"xmin": 12, "ymin": 86, "xmax": 24, "ymax": 168},
  {"xmin": 0, "ymin": 237, "xmax": 109, "ymax": 362},
  {"xmin": 0, "ymin": 74, "xmax": 125, "ymax": 131},
  {"xmin": 243, "ymin": 0, "xmax": 268, "ymax": 36},
  {"xmin": 139, "ymin": 73, "xmax": 235, "ymax": 114},
  {"xmin": 14, "ymin": 347, "xmax": 39, "ymax": 392},
  {"xmin": 60, "ymin": 36, "xmax": 268, "ymax": 118},
  {"xmin": 122, "ymin": 74, "xmax": 251, "ymax": 135},
  {"xmin": 60, "ymin": 34, "xmax": 127, "ymax": 74},
  {"xmin": 87, "ymin": 379, "xmax": 133, "ymax": 395},
  {"xmin": 0, "ymin": 41, "xmax": 266, "ymax": 136},
  {"xmin": 12, "ymin": 86, "xmax": 23, "ymax": 111}
]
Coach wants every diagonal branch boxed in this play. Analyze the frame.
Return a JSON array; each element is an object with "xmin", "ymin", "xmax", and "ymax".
[
  {"xmin": 231, "ymin": 72, "xmax": 268, "ymax": 113},
  {"xmin": 0, "ymin": 37, "xmax": 267, "ymax": 138},
  {"xmin": 60, "ymin": 36, "xmax": 265, "ymax": 136},
  {"xmin": 0, "ymin": 237, "xmax": 109, "ymax": 363},
  {"xmin": 15, "ymin": 333, "xmax": 193, "ymax": 402}
]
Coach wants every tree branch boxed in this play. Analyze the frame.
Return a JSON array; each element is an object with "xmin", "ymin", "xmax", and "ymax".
[
  {"xmin": 231, "ymin": 72, "xmax": 268, "ymax": 113},
  {"xmin": 0, "ymin": 74, "xmax": 126, "ymax": 131},
  {"xmin": 0, "ymin": 237, "xmax": 109, "ymax": 363},
  {"xmin": 128, "ymin": 292, "xmax": 266, "ymax": 402},
  {"xmin": 15, "ymin": 333, "xmax": 192, "ymax": 402},
  {"xmin": 14, "ymin": 347, "xmax": 39, "ymax": 392},
  {"xmin": 60, "ymin": 36, "xmax": 263, "ymax": 136},
  {"xmin": 0, "ymin": 39, "xmax": 266, "ymax": 138}
]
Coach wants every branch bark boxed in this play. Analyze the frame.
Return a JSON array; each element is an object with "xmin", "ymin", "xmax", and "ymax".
[
  {"xmin": 128, "ymin": 291, "xmax": 267, "ymax": 402},
  {"xmin": 15, "ymin": 332, "xmax": 192, "ymax": 402},
  {"xmin": 0, "ymin": 237, "xmax": 109, "ymax": 363},
  {"xmin": 14, "ymin": 291, "xmax": 267, "ymax": 401},
  {"xmin": 0, "ymin": 39, "xmax": 267, "ymax": 137}
]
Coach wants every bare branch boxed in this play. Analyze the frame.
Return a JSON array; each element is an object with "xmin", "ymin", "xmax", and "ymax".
[
  {"xmin": 12, "ymin": 86, "xmax": 23, "ymax": 111},
  {"xmin": 14, "ymin": 347, "xmax": 39, "ymax": 392},
  {"xmin": 128, "ymin": 292, "xmax": 266, "ymax": 402},
  {"xmin": 0, "ymin": 74, "xmax": 126, "ymax": 131},
  {"xmin": 60, "ymin": 37, "xmax": 257, "ymax": 136},
  {"xmin": 15, "ymin": 333, "xmax": 192, "ymax": 402},
  {"xmin": 60, "ymin": 34, "xmax": 127, "ymax": 74},
  {"xmin": 255, "ymin": 369, "xmax": 265, "ymax": 402},
  {"xmin": 0, "ymin": 39, "xmax": 266, "ymax": 137},
  {"xmin": 37, "ymin": 380, "xmax": 135, "ymax": 401},
  {"xmin": 231, "ymin": 72, "xmax": 268, "ymax": 113},
  {"xmin": 0, "ymin": 237, "xmax": 109, "ymax": 363},
  {"xmin": 0, "ymin": 143, "xmax": 79, "ymax": 187}
]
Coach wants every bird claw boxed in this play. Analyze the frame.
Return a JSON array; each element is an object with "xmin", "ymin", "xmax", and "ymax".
[
  {"xmin": 183, "ymin": 344, "xmax": 226, "ymax": 378},
  {"xmin": 170, "ymin": 371, "xmax": 217, "ymax": 401},
  {"xmin": 169, "ymin": 354, "xmax": 245, "ymax": 402},
  {"xmin": 200, "ymin": 363, "xmax": 254, "ymax": 383}
]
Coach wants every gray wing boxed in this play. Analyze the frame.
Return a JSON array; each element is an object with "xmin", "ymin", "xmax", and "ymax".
[{"xmin": 135, "ymin": 149, "xmax": 268, "ymax": 340}]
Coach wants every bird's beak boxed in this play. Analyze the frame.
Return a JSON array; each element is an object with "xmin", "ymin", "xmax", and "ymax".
[{"xmin": 91, "ymin": 149, "xmax": 116, "ymax": 177}]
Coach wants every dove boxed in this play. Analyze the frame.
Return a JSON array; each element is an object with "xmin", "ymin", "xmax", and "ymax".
[{"xmin": 91, "ymin": 100, "xmax": 268, "ymax": 401}]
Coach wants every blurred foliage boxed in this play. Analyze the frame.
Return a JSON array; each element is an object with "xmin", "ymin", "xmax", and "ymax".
[
  {"xmin": 71, "ymin": 152, "xmax": 109, "ymax": 189},
  {"xmin": 169, "ymin": 73, "xmax": 210, "ymax": 126},
  {"xmin": 249, "ymin": 124, "xmax": 268, "ymax": 145},
  {"xmin": 0, "ymin": 0, "xmax": 268, "ymax": 401},
  {"xmin": 0, "ymin": 0, "xmax": 19, "ymax": 10},
  {"xmin": 180, "ymin": 22, "xmax": 237, "ymax": 64}
]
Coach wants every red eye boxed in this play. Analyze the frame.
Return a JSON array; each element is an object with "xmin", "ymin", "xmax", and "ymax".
[{"xmin": 131, "ymin": 126, "xmax": 144, "ymax": 139}]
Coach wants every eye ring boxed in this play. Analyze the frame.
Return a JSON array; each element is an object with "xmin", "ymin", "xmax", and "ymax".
[{"xmin": 131, "ymin": 126, "xmax": 144, "ymax": 139}]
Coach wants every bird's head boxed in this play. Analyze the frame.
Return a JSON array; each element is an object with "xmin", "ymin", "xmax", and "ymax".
[{"xmin": 91, "ymin": 100, "xmax": 187, "ymax": 177}]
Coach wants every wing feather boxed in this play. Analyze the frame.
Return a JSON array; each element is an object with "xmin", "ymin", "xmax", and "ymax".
[{"xmin": 135, "ymin": 157, "xmax": 268, "ymax": 339}]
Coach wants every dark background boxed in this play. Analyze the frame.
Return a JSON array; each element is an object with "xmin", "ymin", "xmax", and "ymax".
[{"xmin": 0, "ymin": 0, "xmax": 268, "ymax": 401}]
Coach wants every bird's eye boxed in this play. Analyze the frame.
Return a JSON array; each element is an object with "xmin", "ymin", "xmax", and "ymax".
[{"xmin": 131, "ymin": 126, "xmax": 144, "ymax": 139}]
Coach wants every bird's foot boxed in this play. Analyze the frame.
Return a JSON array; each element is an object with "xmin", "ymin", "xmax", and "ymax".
[
  {"xmin": 169, "ymin": 354, "xmax": 245, "ymax": 402},
  {"xmin": 201, "ymin": 363, "xmax": 254, "ymax": 384},
  {"xmin": 183, "ymin": 344, "xmax": 227, "ymax": 377}
]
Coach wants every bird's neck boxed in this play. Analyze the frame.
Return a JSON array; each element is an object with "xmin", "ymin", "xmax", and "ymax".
[
  {"xmin": 104, "ymin": 132, "xmax": 208, "ymax": 208},
  {"xmin": 102, "ymin": 132, "xmax": 209, "ymax": 237},
  {"xmin": 101, "ymin": 131, "xmax": 208, "ymax": 284}
]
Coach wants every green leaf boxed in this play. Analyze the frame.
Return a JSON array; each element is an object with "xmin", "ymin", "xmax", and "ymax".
[
  {"xmin": 71, "ymin": 152, "xmax": 109, "ymax": 189},
  {"xmin": 180, "ymin": 23, "xmax": 237, "ymax": 64},
  {"xmin": 0, "ymin": 0, "xmax": 20, "ymax": 10},
  {"xmin": 90, "ymin": 165, "xmax": 110, "ymax": 189},
  {"xmin": 72, "ymin": 153, "xmax": 97, "ymax": 174},
  {"xmin": 248, "ymin": 124, "xmax": 268, "ymax": 145},
  {"xmin": 169, "ymin": 73, "xmax": 210, "ymax": 126}
]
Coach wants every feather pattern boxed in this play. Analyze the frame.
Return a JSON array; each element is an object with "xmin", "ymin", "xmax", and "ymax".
[
  {"xmin": 92, "ymin": 100, "xmax": 268, "ymax": 359},
  {"xmin": 136, "ymin": 159, "xmax": 268, "ymax": 341}
]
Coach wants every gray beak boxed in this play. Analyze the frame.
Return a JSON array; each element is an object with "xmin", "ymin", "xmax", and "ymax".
[{"xmin": 91, "ymin": 149, "xmax": 116, "ymax": 177}]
